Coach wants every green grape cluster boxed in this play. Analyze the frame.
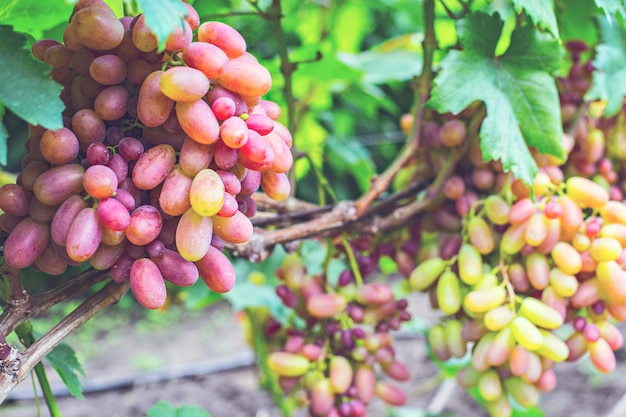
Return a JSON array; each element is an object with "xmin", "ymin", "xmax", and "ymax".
[{"xmin": 410, "ymin": 175, "xmax": 626, "ymax": 416}]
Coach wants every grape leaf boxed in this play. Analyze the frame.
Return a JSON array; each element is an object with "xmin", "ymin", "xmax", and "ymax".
[
  {"xmin": 0, "ymin": 0, "xmax": 72, "ymax": 39},
  {"xmin": 0, "ymin": 104, "xmax": 7, "ymax": 166},
  {"xmin": 511, "ymin": 0, "xmax": 559, "ymax": 38},
  {"xmin": 427, "ymin": 12, "xmax": 564, "ymax": 185},
  {"xmin": 558, "ymin": 0, "xmax": 599, "ymax": 47},
  {"xmin": 147, "ymin": 400, "xmax": 212, "ymax": 417},
  {"xmin": 0, "ymin": 26, "xmax": 64, "ymax": 130},
  {"xmin": 594, "ymin": 0, "xmax": 626, "ymax": 20},
  {"xmin": 45, "ymin": 342, "xmax": 85, "ymax": 400},
  {"xmin": 586, "ymin": 17, "xmax": 626, "ymax": 116},
  {"xmin": 137, "ymin": 0, "xmax": 188, "ymax": 51}
]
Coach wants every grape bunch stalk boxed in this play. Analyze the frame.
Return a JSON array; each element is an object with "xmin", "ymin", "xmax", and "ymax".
[{"xmin": 0, "ymin": 0, "xmax": 293, "ymax": 309}]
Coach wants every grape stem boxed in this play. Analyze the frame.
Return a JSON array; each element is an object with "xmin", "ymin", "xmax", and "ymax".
[
  {"xmin": 498, "ymin": 258, "xmax": 517, "ymax": 311},
  {"xmin": 353, "ymin": 0, "xmax": 438, "ymax": 218},
  {"xmin": 340, "ymin": 234, "xmax": 364, "ymax": 286}
]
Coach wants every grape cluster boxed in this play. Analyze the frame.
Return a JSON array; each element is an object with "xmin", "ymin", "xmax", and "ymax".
[
  {"xmin": 0, "ymin": 0, "xmax": 293, "ymax": 308},
  {"xmin": 410, "ymin": 176, "xmax": 626, "ymax": 416},
  {"xmin": 262, "ymin": 254, "xmax": 412, "ymax": 416}
]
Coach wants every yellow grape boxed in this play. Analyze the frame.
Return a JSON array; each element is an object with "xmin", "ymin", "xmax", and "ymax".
[
  {"xmin": 532, "ymin": 171, "xmax": 552, "ymax": 197},
  {"xmin": 483, "ymin": 305, "xmax": 514, "ymax": 331},
  {"xmin": 176, "ymin": 207, "xmax": 213, "ymax": 261},
  {"xmin": 485, "ymin": 394, "xmax": 513, "ymax": 417},
  {"xmin": 571, "ymin": 233, "xmax": 591, "ymax": 252},
  {"xmin": 467, "ymin": 216, "xmax": 495, "ymax": 254},
  {"xmin": 189, "ymin": 169, "xmax": 225, "ymax": 217},
  {"xmin": 589, "ymin": 237, "xmax": 621, "ymax": 262},
  {"xmin": 524, "ymin": 212, "xmax": 549, "ymax": 247},
  {"xmin": 600, "ymin": 223, "xmax": 626, "ymax": 247},
  {"xmin": 525, "ymin": 252, "xmax": 550, "ymax": 290},
  {"xmin": 510, "ymin": 316, "xmax": 543, "ymax": 351},
  {"xmin": 558, "ymin": 195, "xmax": 583, "ymax": 241},
  {"xmin": 588, "ymin": 338, "xmax": 616, "ymax": 373},
  {"xmin": 504, "ymin": 377, "xmax": 540, "ymax": 408},
  {"xmin": 486, "ymin": 325, "xmax": 515, "ymax": 366},
  {"xmin": 509, "ymin": 345, "xmax": 529, "ymax": 376},
  {"xmin": 267, "ymin": 352, "xmax": 310, "ymax": 377},
  {"xmin": 548, "ymin": 268, "xmax": 578, "ymax": 297},
  {"xmin": 471, "ymin": 332, "xmax": 496, "ymax": 372},
  {"xmin": 478, "ymin": 369, "xmax": 502, "ymax": 402},
  {"xmin": 484, "ymin": 195, "xmax": 510, "ymax": 225},
  {"xmin": 600, "ymin": 200, "xmax": 626, "ymax": 224},
  {"xmin": 518, "ymin": 297, "xmax": 563, "ymax": 330},
  {"xmin": 464, "ymin": 286, "xmax": 506, "ymax": 314},
  {"xmin": 501, "ymin": 222, "xmax": 527, "ymax": 255},
  {"xmin": 458, "ymin": 243, "xmax": 483, "ymax": 285},
  {"xmin": 596, "ymin": 260, "xmax": 626, "ymax": 300},
  {"xmin": 551, "ymin": 241, "xmax": 582, "ymax": 275},
  {"xmin": 444, "ymin": 320, "xmax": 467, "ymax": 358},
  {"xmin": 409, "ymin": 257, "xmax": 445, "ymax": 291},
  {"xmin": 473, "ymin": 272, "xmax": 499, "ymax": 290},
  {"xmin": 427, "ymin": 324, "xmax": 450, "ymax": 361},
  {"xmin": 536, "ymin": 329, "xmax": 569, "ymax": 362},
  {"xmin": 566, "ymin": 176, "xmax": 609, "ymax": 209},
  {"xmin": 436, "ymin": 270, "xmax": 462, "ymax": 315}
]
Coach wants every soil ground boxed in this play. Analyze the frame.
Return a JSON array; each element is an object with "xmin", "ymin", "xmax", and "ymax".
[{"xmin": 1, "ymin": 293, "xmax": 625, "ymax": 417}]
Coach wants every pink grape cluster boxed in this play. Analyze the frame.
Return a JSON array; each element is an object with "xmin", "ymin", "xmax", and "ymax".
[
  {"xmin": 0, "ymin": 0, "xmax": 293, "ymax": 308},
  {"xmin": 263, "ymin": 254, "xmax": 412, "ymax": 416}
]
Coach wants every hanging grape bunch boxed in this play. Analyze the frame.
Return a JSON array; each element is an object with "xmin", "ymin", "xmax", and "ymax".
[
  {"xmin": 0, "ymin": 0, "xmax": 293, "ymax": 309},
  {"xmin": 262, "ymin": 253, "xmax": 412, "ymax": 416}
]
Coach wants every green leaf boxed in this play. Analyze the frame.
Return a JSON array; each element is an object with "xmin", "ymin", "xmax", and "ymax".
[
  {"xmin": 1, "ymin": 0, "xmax": 72, "ymax": 39},
  {"xmin": 594, "ymin": 0, "xmax": 626, "ymax": 20},
  {"xmin": 511, "ymin": 0, "xmax": 559, "ymax": 38},
  {"xmin": 0, "ymin": 104, "xmax": 7, "ymax": 166},
  {"xmin": 586, "ymin": 17, "xmax": 626, "ymax": 116},
  {"xmin": 137, "ymin": 0, "xmax": 188, "ymax": 51},
  {"xmin": 175, "ymin": 406, "xmax": 213, "ymax": 417},
  {"xmin": 147, "ymin": 400, "xmax": 176, "ymax": 417},
  {"xmin": 326, "ymin": 137, "xmax": 376, "ymax": 192},
  {"xmin": 427, "ymin": 12, "xmax": 564, "ymax": 185},
  {"xmin": 558, "ymin": 0, "xmax": 599, "ymax": 47},
  {"xmin": 45, "ymin": 342, "xmax": 85, "ymax": 400},
  {"xmin": 337, "ymin": 49, "xmax": 423, "ymax": 84},
  {"xmin": 0, "ymin": 26, "xmax": 64, "ymax": 130}
]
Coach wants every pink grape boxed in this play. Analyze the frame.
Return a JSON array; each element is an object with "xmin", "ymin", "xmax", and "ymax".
[
  {"xmin": 130, "ymin": 258, "xmax": 167, "ymax": 309},
  {"xmin": 195, "ymin": 246, "xmax": 236, "ymax": 293},
  {"xmin": 3, "ymin": 217, "xmax": 50, "ymax": 269},
  {"xmin": 97, "ymin": 197, "xmax": 131, "ymax": 231},
  {"xmin": 65, "ymin": 207, "xmax": 103, "ymax": 263},
  {"xmin": 125, "ymin": 205, "xmax": 163, "ymax": 246}
]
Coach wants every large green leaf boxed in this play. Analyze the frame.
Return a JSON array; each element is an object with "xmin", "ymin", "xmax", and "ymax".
[
  {"xmin": 46, "ymin": 342, "xmax": 85, "ymax": 400},
  {"xmin": 427, "ymin": 12, "xmax": 564, "ymax": 185},
  {"xmin": 586, "ymin": 17, "xmax": 626, "ymax": 116},
  {"xmin": 0, "ymin": 0, "xmax": 72, "ymax": 39},
  {"xmin": 558, "ymin": 0, "xmax": 599, "ymax": 47},
  {"xmin": 0, "ymin": 26, "xmax": 64, "ymax": 131},
  {"xmin": 511, "ymin": 0, "xmax": 559, "ymax": 38},
  {"xmin": 594, "ymin": 0, "xmax": 626, "ymax": 19},
  {"xmin": 137, "ymin": 0, "xmax": 188, "ymax": 51}
]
